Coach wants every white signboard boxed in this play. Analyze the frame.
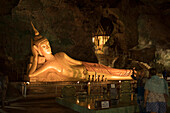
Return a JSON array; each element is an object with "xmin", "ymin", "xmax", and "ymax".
[
  {"xmin": 101, "ymin": 101, "xmax": 109, "ymax": 109},
  {"xmin": 111, "ymin": 84, "xmax": 115, "ymax": 88}
]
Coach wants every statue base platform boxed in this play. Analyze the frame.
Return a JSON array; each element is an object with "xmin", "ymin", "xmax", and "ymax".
[{"xmin": 25, "ymin": 81, "xmax": 116, "ymax": 96}]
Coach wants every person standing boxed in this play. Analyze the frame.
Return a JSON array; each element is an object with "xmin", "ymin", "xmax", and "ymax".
[
  {"xmin": 144, "ymin": 68, "xmax": 169, "ymax": 113},
  {"xmin": 131, "ymin": 67, "xmax": 148, "ymax": 113}
]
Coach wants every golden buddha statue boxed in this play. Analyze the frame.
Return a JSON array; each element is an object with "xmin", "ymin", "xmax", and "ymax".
[{"xmin": 27, "ymin": 22, "xmax": 133, "ymax": 82}]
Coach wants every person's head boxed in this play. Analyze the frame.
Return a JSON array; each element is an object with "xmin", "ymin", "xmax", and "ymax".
[
  {"xmin": 136, "ymin": 70, "xmax": 141, "ymax": 77},
  {"xmin": 149, "ymin": 68, "xmax": 157, "ymax": 77},
  {"xmin": 136, "ymin": 70, "xmax": 144, "ymax": 77},
  {"xmin": 136, "ymin": 69, "xmax": 148, "ymax": 78}
]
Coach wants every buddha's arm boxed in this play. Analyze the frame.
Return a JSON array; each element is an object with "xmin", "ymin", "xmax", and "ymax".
[
  {"xmin": 28, "ymin": 41, "xmax": 39, "ymax": 75},
  {"xmin": 28, "ymin": 54, "xmax": 38, "ymax": 75},
  {"xmin": 26, "ymin": 56, "xmax": 34, "ymax": 74},
  {"xmin": 29, "ymin": 61, "xmax": 62, "ymax": 77}
]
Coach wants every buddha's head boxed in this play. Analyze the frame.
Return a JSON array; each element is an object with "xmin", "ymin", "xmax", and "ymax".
[
  {"xmin": 34, "ymin": 37, "xmax": 52, "ymax": 56},
  {"xmin": 31, "ymin": 22, "xmax": 52, "ymax": 56}
]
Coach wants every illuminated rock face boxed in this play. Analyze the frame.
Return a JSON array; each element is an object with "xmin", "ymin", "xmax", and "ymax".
[{"xmin": 27, "ymin": 24, "xmax": 133, "ymax": 82}]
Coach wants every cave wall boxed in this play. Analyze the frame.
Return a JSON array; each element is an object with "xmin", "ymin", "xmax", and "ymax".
[{"xmin": 0, "ymin": 0, "xmax": 170, "ymax": 81}]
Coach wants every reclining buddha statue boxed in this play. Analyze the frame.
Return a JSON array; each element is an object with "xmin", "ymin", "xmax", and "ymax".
[{"xmin": 27, "ymin": 22, "xmax": 133, "ymax": 82}]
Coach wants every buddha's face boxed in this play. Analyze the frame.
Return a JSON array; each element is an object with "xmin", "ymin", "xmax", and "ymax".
[{"xmin": 38, "ymin": 39, "xmax": 52, "ymax": 56}]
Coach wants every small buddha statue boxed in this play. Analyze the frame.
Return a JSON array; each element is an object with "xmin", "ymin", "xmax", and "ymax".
[{"xmin": 27, "ymin": 22, "xmax": 133, "ymax": 82}]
